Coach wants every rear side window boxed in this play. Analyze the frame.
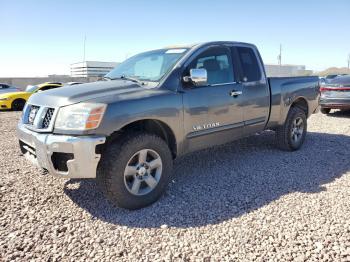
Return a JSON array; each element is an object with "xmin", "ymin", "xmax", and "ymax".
[{"xmin": 236, "ymin": 47, "xmax": 261, "ymax": 82}]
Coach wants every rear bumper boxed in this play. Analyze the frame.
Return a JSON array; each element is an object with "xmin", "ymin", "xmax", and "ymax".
[
  {"xmin": 16, "ymin": 123, "xmax": 106, "ymax": 178},
  {"xmin": 320, "ymin": 98, "xmax": 350, "ymax": 109}
]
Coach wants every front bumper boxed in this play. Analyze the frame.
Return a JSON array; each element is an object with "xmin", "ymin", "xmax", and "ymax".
[
  {"xmin": 320, "ymin": 97, "xmax": 350, "ymax": 109},
  {"xmin": 0, "ymin": 100, "xmax": 11, "ymax": 109},
  {"xmin": 17, "ymin": 123, "xmax": 106, "ymax": 178}
]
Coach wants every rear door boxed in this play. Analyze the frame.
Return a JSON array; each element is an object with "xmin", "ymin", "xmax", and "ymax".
[
  {"xmin": 182, "ymin": 45, "xmax": 244, "ymax": 152},
  {"xmin": 233, "ymin": 46, "xmax": 270, "ymax": 135}
]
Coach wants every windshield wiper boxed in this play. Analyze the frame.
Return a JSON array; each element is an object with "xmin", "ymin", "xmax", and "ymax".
[{"xmin": 110, "ymin": 75, "xmax": 145, "ymax": 85}]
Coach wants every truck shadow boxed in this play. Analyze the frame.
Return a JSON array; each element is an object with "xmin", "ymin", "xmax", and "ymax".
[
  {"xmin": 326, "ymin": 110, "xmax": 350, "ymax": 118},
  {"xmin": 64, "ymin": 131, "xmax": 350, "ymax": 228}
]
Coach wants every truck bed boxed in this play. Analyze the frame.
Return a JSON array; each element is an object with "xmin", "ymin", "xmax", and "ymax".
[{"xmin": 266, "ymin": 76, "xmax": 320, "ymax": 129}]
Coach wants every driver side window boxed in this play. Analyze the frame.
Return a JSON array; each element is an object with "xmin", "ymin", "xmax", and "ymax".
[{"xmin": 190, "ymin": 47, "xmax": 234, "ymax": 85}]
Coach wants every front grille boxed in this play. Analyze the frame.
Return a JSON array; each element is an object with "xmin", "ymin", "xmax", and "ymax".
[
  {"xmin": 42, "ymin": 108, "xmax": 55, "ymax": 129},
  {"xmin": 23, "ymin": 104, "xmax": 56, "ymax": 131},
  {"xmin": 27, "ymin": 105, "xmax": 40, "ymax": 125}
]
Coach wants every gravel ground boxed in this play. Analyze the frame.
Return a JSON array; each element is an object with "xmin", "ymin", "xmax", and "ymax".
[{"xmin": 1, "ymin": 111, "xmax": 350, "ymax": 261}]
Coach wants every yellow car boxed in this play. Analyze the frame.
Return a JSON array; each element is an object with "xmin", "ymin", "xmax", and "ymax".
[{"xmin": 0, "ymin": 82, "xmax": 63, "ymax": 111}]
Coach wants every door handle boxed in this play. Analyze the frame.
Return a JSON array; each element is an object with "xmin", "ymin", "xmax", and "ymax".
[{"xmin": 230, "ymin": 90, "xmax": 242, "ymax": 97}]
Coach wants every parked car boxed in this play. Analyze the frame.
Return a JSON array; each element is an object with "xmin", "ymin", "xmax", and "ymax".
[
  {"xmin": 17, "ymin": 41, "xmax": 320, "ymax": 209},
  {"xmin": 0, "ymin": 82, "xmax": 62, "ymax": 110},
  {"xmin": 320, "ymin": 75, "xmax": 350, "ymax": 114},
  {"xmin": 0, "ymin": 83, "xmax": 19, "ymax": 94},
  {"xmin": 324, "ymin": 74, "xmax": 348, "ymax": 83}
]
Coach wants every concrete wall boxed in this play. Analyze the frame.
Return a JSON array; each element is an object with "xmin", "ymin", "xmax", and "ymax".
[
  {"xmin": 0, "ymin": 76, "xmax": 100, "ymax": 90},
  {"xmin": 265, "ymin": 64, "xmax": 313, "ymax": 77}
]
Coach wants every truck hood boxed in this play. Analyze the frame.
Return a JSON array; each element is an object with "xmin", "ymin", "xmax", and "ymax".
[{"xmin": 27, "ymin": 80, "xmax": 163, "ymax": 107}]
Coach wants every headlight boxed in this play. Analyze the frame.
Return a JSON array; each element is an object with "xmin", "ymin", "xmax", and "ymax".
[
  {"xmin": 0, "ymin": 97, "xmax": 9, "ymax": 101},
  {"xmin": 55, "ymin": 103, "xmax": 106, "ymax": 131}
]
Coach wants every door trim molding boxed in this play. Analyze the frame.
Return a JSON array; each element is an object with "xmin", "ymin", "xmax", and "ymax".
[
  {"xmin": 244, "ymin": 117, "xmax": 266, "ymax": 126},
  {"xmin": 187, "ymin": 121, "xmax": 244, "ymax": 139},
  {"xmin": 187, "ymin": 117, "xmax": 266, "ymax": 139}
]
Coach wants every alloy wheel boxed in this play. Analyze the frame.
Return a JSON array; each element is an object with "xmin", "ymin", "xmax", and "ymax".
[
  {"xmin": 291, "ymin": 117, "xmax": 304, "ymax": 143},
  {"xmin": 123, "ymin": 149, "xmax": 163, "ymax": 196}
]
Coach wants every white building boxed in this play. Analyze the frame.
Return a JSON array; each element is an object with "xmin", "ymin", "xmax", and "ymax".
[{"xmin": 70, "ymin": 61, "xmax": 119, "ymax": 77}]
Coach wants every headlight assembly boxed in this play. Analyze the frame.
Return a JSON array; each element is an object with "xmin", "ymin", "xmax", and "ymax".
[
  {"xmin": 55, "ymin": 103, "xmax": 106, "ymax": 131},
  {"xmin": 0, "ymin": 97, "xmax": 10, "ymax": 101}
]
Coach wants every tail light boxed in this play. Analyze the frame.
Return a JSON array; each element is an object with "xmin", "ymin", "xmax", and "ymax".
[{"xmin": 320, "ymin": 86, "xmax": 350, "ymax": 92}]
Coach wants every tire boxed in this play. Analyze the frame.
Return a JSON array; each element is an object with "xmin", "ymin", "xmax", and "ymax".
[
  {"xmin": 97, "ymin": 133, "xmax": 173, "ymax": 210},
  {"xmin": 320, "ymin": 107, "xmax": 331, "ymax": 114},
  {"xmin": 11, "ymin": 99, "xmax": 26, "ymax": 111},
  {"xmin": 276, "ymin": 107, "xmax": 307, "ymax": 151}
]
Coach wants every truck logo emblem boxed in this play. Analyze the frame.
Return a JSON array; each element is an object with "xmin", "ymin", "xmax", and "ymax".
[{"xmin": 193, "ymin": 122, "xmax": 220, "ymax": 131}]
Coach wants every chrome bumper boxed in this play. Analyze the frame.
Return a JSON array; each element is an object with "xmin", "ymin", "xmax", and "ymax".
[{"xmin": 16, "ymin": 123, "xmax": 106, "ymax": 178}]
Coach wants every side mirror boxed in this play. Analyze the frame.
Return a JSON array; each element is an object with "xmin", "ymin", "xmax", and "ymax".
[{"xmin": 183, "ymin": 68, "xmax": 207, "ymax": 86}]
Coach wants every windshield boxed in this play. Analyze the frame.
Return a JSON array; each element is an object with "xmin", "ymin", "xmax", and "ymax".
[
  {"xmin": 330, "ymin": 76, "xmax": 350, "ymax": 84},
  {"xmin": 105, "ymin": 48, "xmax": 189, "ymax": 82},
  {"xmin": 26, "ymin": 85, "xmax": 39, "ymax": 92},
  {"xmin": 326, "ymin": 75, "xmax": 338, "ymax": 79}
]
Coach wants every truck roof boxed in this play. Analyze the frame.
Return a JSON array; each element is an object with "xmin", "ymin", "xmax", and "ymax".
[{"xmin": 164, "ymin": 41, "xmax": 256, "ymax": 50}]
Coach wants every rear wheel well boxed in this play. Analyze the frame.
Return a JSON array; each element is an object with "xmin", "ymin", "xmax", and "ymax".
[
  {"xmin": 290, "ymin": 98, "xmax": 308, "ymax": 116},
  {"xmin": 108, "ymin": 120, "xmax": 177, "ymax": 158}
]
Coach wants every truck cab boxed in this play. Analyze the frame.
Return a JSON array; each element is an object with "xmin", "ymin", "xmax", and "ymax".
[{"xmin": 178, "ymin": 43, "xmax": 270, "ymax": 152}]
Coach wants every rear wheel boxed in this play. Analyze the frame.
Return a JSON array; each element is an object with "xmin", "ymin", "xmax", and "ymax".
[
  {"xmin": 97, "ymin": 133, "xmax": 173, "ymax": 210},
  {"xmin": 320, "ymin": 107, "xmax": 331, "ymax": 114},
  {"xmin": 276, "ymin": 107, "xmax": 307, "ymax": 151},
  {"xmin": 11, "ymin": 99, "xmax": 26, "ymax": 111}
]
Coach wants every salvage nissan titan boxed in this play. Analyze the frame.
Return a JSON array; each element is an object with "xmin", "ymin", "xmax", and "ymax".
[{"xmin": 17, "ymin": 42, "xmax": 320, "ymax": 209}]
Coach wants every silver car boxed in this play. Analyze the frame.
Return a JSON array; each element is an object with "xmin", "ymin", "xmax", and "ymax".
[
  {"xmin": 320, "ymin": 75, "xmax": 350, "ymax": 114},
  {"xmin": 0, "ymin": 83, "xmax": 19, "ymax": 94}
]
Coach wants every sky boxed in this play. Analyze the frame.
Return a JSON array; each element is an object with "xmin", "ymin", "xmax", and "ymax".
[{"xmin": 1, "ymin": 0, "xmax": 349, "ymax": 77}]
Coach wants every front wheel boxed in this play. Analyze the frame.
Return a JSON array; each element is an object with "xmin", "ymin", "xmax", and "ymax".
[
  {"xmin": 97, "ymin": 133, "xmax": 173, "ymax": 210},
  {"xmin": 12, "ymin": 99, "xmax": 26, "ymax": 111},
  {"xmin": 276, "ymin": 107, "xmax": 307, "ymax": 151}
]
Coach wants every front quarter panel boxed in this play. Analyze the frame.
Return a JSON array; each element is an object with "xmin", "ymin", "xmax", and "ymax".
[{"xmin": 91, "ymin": 91, "xmax": 184, "ymax": 154}]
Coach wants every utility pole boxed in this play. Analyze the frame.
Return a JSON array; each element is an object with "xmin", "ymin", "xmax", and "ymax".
[
  {"xmin": 277, "ymin": 44, "xmax": 282, "ymax": 66},
  {"xmin": 83, "ymin": 35, "xmax": 87, "ymax": 62},
  {"xmin": 277, "ymin": 44, "xmax": 282, "ymax": 76}
]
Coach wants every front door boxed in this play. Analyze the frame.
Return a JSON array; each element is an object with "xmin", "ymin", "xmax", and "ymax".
[{"xmin": 182, "ymin": 46, "xmax": 244, "ymax": 152}]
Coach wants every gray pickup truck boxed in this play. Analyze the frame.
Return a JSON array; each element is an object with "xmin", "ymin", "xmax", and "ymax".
[{"xmin": 17, "ymin": 41, "xmax": 320, "ymax": 209}]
